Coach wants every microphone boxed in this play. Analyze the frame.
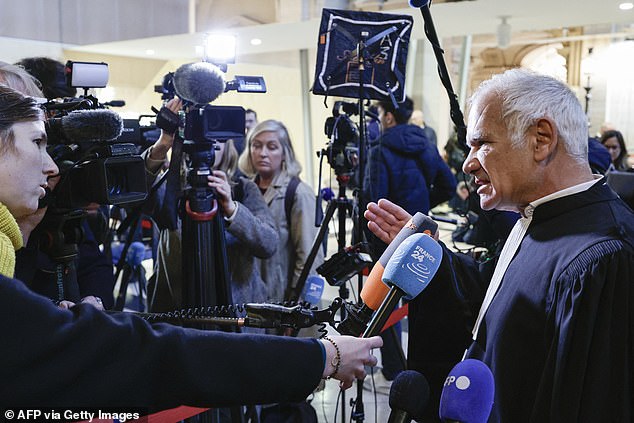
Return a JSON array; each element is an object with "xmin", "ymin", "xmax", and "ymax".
[
  {"xmin": 408, "ymin": 0, "xmax": 429, "ymax": 7},
  {"xmin": 46, "ymin": 109, "xmax": 124, "ymax": 143},
  {"xmin": 173, "ymin": 61, "xmax": 226, "ymax": 105},
  {"xmin": 363, "ymin": 232, "xmax": 442, "ymax": 337},
  {"xmin": 363, "ymin": 212, "xmax": 438, "ymax": 310},
  {"xmin": 103, "ymin": 100, "xmax": 126, "ymax": 107},
  {"xmin": 388, "ymin": 370, "xmax": 430, "ymax": 423},
  {"xmin": 439, "ymin": 359, "xmax": 495, "ymax": 423},
  {"xmin": 336, "ymin": 213, "xmax": 438, "ymax": 336}
]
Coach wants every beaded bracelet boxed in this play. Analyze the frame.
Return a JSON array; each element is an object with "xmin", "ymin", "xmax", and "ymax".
[{"xmin": 322, "ymin": 336, "xmax": 341, "ymax": 379}]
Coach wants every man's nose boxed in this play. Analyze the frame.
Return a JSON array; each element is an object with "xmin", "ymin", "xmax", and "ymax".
[{"xmin": 462, "ymin": 150, "xmax": 478, "ymax": 175}]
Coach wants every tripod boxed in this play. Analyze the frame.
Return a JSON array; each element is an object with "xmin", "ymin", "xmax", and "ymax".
[
  {"xmin": 37, "ymin": 209, "xmax": 86, "ymax": 305},
  {"xmin": 171, "ymin": 138, "xmax": 249, "ymax": 423}
]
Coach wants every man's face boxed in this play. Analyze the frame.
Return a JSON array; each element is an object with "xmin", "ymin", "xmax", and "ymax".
[
  {"xmin": 0, "ymin": 120, "xmax": 58, "ymax": 218},
  {"xmin": 377, "ymin": 105, "xmax": 394, "ymax": 130},
  {"xmin": 463, "ymin": 93, "xmax": 534, "ymax": 212},
  {"xmin": 245, "ymin": 112, "xmax": 257, "ymax": 133}
]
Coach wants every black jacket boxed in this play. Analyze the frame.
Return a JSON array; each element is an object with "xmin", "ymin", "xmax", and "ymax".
[{"xmin": 0, "ymin": 276, "xmax": 323, "ymax": 409}]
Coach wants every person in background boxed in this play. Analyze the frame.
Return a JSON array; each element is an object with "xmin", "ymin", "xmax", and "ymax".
[
  {"xmin": 14, "ymin": 56, "xmax": 77, "ymax": 99},
  {"xmin": 0, "ymin": 84, "xmax": 383, "ymax": 409},
  {"xmin": 239, "ymin": 119, "xmax": 323, "ymax": 304},
  {"xmin": 600, "ymin": 129, "xmax": 630, "ymax": 171},
  {"xmin": 235, "ymin": 108, "xmax": 259, "ymax": 155},
  {"xmin": 365, "ymin": 69, "xmax": 634, "ymax": 421},
  {"xmin": 363, "ymin": 96, "xmax": 456, "ymax": 392},
  {"xmin": 1, "ymin": 60, "xmax": 112, "ymax": 309},
  {"xmin": 245, "ymin": 108, "xmax": 258, "ymax": 134},
  {"xmin": 409, "ymin": 108, "xmax": 438, "ymax": 147}
]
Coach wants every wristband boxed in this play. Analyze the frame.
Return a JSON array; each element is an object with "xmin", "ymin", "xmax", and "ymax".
[{"xmin": 322, "ymin": 336, "xmax": 341, "ymax": 379}]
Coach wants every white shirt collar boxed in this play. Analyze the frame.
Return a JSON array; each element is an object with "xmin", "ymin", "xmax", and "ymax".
[{"xmin": 523, "ymin": 175, "xmax": 602, "ymax": 218}]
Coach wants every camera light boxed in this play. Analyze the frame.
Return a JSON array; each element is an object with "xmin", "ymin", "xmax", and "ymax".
[{"xmin": 204, "ymin": 33, "xmax": 237, "ymax": 65}]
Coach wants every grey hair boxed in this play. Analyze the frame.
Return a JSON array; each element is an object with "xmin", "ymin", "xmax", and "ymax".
[
  {"xmin": 238, "ymin": 119, "xmax": 302, "ymax": 178},
  {"xmin": 471, "ymin": 68, "xmax": 588, "ymax": 163}
]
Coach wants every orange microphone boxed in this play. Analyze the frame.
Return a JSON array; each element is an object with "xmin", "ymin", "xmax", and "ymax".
[{"xmin": 336, "ymin": 212, "xmax": 438, "ymax": 336}]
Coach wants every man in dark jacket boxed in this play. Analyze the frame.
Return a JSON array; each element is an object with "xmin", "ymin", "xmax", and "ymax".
[
  {"xmin": 365, "ymin": 97, "xmax": 456, "ymax": 228},
  {"xmin": 363, "ymin": 96, "xmax": 456, "ymax": 390}
]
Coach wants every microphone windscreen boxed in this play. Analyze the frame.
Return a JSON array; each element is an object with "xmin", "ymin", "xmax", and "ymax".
[
  {"xmin": 389, "ymin": 370, "xmax": 430, "ymax": 421},
  {"xmin": 173, "ymin": 62, "xmax": 226, "ymax": 105},
  {"xmin": 361, "ymin": 213, "xmax": 438, "ymax": 310},
  {"xmin": 408, "ymin": 0, "xmax": 429, "ymax": 7},
  {"xmin": 61, "ymin": 109, "xmax": 124, "ymax": 142},
  {"xmin": 382, "ymin": 232, "xmax": 442, "ymax": 300},
  {"xmin": 439, "ymin": 359, "xmax": 495, "ymax": 423}
]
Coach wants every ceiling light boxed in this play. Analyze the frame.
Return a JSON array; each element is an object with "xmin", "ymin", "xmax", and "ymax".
[
  {"xmin": 204, "ymin": 33, "xmax": 236, "ymax": 65},
  {"xmin": 497, "ymin": 16, "xmax": 512, "ymax": 49},
  {"xmin": 145, "ymin": 49, "xmax": 155, "ymax": 55},
  {"xmin": 619, "ymin": 2, "xmax": 634, "ymax": 10},
  {"xmin": 250, "ymin": 38, "xmax": 262, "ymax": 46}
]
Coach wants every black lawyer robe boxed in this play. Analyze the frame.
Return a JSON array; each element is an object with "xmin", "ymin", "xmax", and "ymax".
[{"xmin": 409, "ymin": 179, "xmax": 634, "ymax": 422}]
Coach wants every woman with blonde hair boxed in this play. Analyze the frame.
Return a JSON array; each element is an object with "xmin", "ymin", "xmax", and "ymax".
[{"xmin": 239, "ymin": 119, "xmax": 323, "ymax": 303}]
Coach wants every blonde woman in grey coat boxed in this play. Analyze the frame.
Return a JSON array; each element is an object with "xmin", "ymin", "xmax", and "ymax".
[{"xmin": 239, "ymin": 120, "xmax": 324, "ymax": 303}]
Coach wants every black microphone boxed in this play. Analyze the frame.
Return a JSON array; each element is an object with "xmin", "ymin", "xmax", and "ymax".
[
  {"xmin": 408, "ymin": 0, "xmax": 429, "ymax": 7},
  {"xmin": 172, "ymin": 61, "xmax": 226, "ymax": 105},
  {"xmin": 388, "ymin": 370, "xmax": 430, "ymax": 423},
  {"xmin": 103, "ymin": 100, "xmax": 126, "ymax": 107},
  {"xmin": 46, "ymin": 109, "xmax": 123, "ymax": 143}
]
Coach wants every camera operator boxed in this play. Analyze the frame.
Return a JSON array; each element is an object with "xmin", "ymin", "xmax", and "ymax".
[
  {"xmin": 4, "ymin": 58, "xmax": 114, "ymax": 309},
  {"xmin": 0, "ymin": 83, "xmax": 383, "ymax": 408},
  {"xmin": 143, "ymin": 98, "xmax": 279, "ymax": 313}
]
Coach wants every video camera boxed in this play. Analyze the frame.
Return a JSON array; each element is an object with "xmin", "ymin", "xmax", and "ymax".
[
  {"xmin": 151, "ymin": 59, "xmax": 266, "ymax": 218},
  {"xmin": 42, "ymin": 61, "xmax": 147, "ymax": 211},
  {"xmin": 321, "ymin": 100, "xmax": 361, "ymax": 177}
]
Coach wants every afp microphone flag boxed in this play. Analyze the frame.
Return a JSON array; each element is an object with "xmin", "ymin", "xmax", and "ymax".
[{"xmin": 439, "ymin": 359, "xmax": 495, "ymax": 423}]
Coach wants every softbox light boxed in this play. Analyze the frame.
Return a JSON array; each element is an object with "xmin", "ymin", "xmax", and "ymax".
[{"xmin": 312, "ymin": 8, "xmax": 413, "ymax": 102}]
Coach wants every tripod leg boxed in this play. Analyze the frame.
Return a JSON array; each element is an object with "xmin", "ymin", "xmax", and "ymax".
[
  {"xmin": 114, "ymin": 265, "xmax": 133, "ymax": 311},
  {"xmin": 287, "ymin": 199, "xmax": 338, "ymax": 302}
]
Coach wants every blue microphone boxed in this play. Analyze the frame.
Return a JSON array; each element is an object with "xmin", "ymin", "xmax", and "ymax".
[
  {"xmin": 362, "ymin": 232, "xmax": 442, "ymax": 337},
  {"xmin": 408, "ymin": 0, "xmax": 429, "ymax": 8},
  {"xmin": 439, "ymin": 359, "xmax": 495, "ymax": 423},
  {"xmin": 388, "ymin": 370, "xmax": 430, "ymax": 423}
]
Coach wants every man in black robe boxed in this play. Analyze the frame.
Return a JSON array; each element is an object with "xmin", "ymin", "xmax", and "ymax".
[{"xmin": 364, "ymin": 69, "xmax": 634, "ymax": 422}]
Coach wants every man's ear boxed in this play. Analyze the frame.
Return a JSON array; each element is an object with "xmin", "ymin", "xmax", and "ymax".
[{"xmin": 533, "ymin": 118, "xmax": 558, "ymax": 162}]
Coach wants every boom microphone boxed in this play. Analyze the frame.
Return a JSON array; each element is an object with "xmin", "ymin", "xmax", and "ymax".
[
  {"xmin": 363, "ymin": 232, "xmax": 442, "ymax": 337},
  {"xmin": 439, "ymin": 359, "xmax": 495, "ymax": 423},
  {"xmin": 336, "ymin": 212, "xmax": 438, "ymax": 336},
  {"xmin": 46, "ymin": 109, "xmax": 124, "ymax": 143},
  {"xmin": 173, "ymin": 61, "xmax": 226, "ymax": 105},
  {"xmin": 388, "ymin": 370, "xmax": 430, "ymax": 423}
]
